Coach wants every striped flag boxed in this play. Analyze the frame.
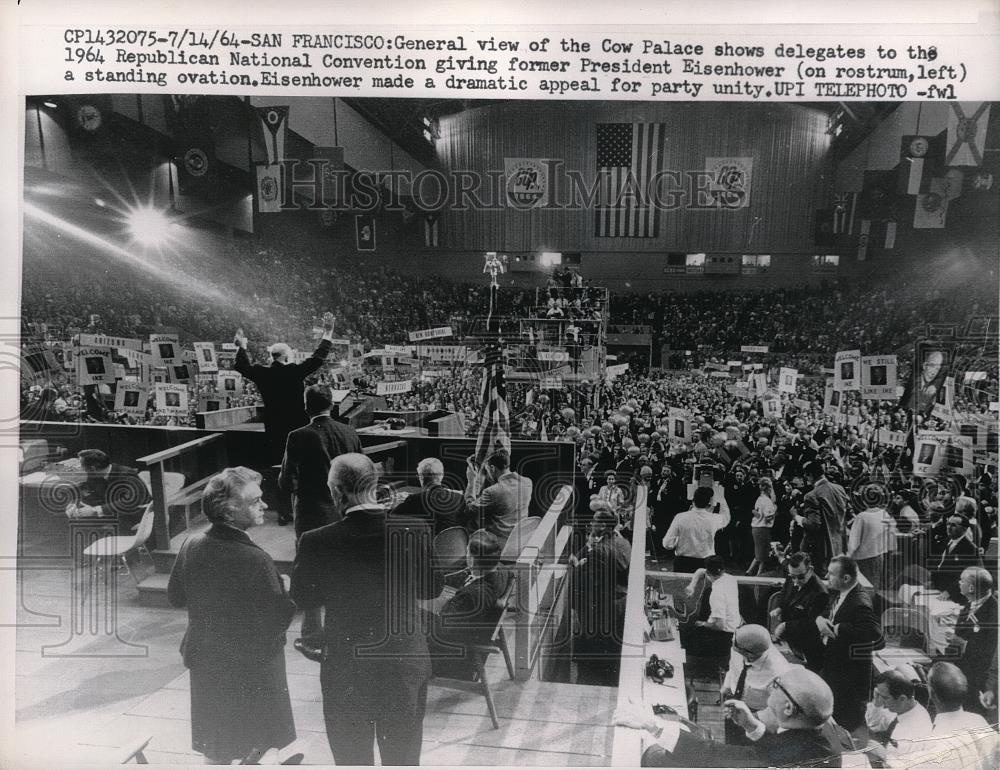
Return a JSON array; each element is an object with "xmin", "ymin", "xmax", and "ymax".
[
  {"xmin": 832, "ymin": 192, "xmax": 857, "ymax": 234},
  {"xmin": 595, "ymin": 123, "xmax": 667, "ymax": 237},
  {"xmin": 473, "ymin": 288, "xmax": 511, "ymax": 469}
]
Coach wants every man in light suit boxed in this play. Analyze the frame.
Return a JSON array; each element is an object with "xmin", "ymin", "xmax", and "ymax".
[
  {"xmin": 463, "ymin": 449, "xmax": 532, "ymax": 547},
  {"xmin": 279, "ymin": 384, "xmax": 362, "ymax": 655},
  {"xmin": 800, "ymin": 461, "xmax": 850, "ymax": 576}
]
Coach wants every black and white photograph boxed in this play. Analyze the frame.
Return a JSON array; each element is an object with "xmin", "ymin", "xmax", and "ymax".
[{"xmin": 4, "ymin": 2, "xmax": 1000, "ymax": 768}]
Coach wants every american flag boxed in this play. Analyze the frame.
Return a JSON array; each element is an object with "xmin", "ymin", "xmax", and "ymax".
[
  {"xmin": 595, "ymin": 123, "xmax": 667, "ymax": 238},
  {"xmin": 832, "ymin": 192, "xmax": 857, "ymax": 234},
  {"xmin": 473, "ymin": 287, "xmax": 511, "ymax": 468}
]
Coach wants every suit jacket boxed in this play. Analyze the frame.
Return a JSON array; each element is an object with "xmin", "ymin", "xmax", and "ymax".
[
  {"xmin": 290, "ymin": 508, "xmax": 434, "ymax": 687},
  {"xmin": 465, "ymin": 471, "xmax": 533, "ymax": 545},
  {"xmin": 167, "ymin": 524, "xmax": 295, "ymax": 669},
  {"xmin": 571, "ymin": 470, "xmax": 599, "ymax": 525},
  {"xmin": 822, "ymin": 584, "xmax": 883, "ymax": 676},
  {"xmin": 78, "ymin": 464, "xmax": 152, "ymax": 520},
  {"xmin": 777, "ymin": 572, "xmax": 829, "ymax": 666},
  {"xmin": 954, "ymin": 594, "xmax": 998, "ymax": 695},
  {"xmin": 931, "ymin": 537, "xmax": 979, "ymax": 597},
  {"xmin": 390, "ymin": 483, "xmax": 465, "ymax": 535},
  {"xmin": 431, "ymin": 567, "xmax": 512, "ymax": 666},
  {"xmin": 278, "ymin": 415, "xmax": 361, "ymax": 532},
  {"xmin": 642, "ymin": 723, "xmax": 842, "ymax": 767},
  {"xmin": 234, "ymin": 339, "xmax": 332, "ymax": 461},
  {"xmin": 802, "ymin": 478, "xmax": 850, "ymax": 561}
]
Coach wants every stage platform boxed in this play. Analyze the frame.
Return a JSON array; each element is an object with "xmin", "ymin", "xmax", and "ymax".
[{"xmin": 13, "ymin": 559, "xmax": 616, "ymax": 766}]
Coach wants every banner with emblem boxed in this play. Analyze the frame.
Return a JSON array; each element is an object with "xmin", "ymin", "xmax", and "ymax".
[
  {"xmin": 914, "ymin": 177, "xmax": 949, "ymax": 229},
  {"xmin": 256, "ymin": 164, "xmax": 282, "ymax": 213},
  {"xmin": 154, "ymin": 382, "xmax": 189, "ymax": 417},
  {"xmin": 503, "ymin": 158, "xmax": 551, "ymax": 210},
  {"xmin": 861, "ymin": 355, "xmax": 898, "ymax": 400},
  {"xmin": 194, "ymin": 342, "xmax": 218, "ymax": 373},
  {"xmin": 946, "ymin": 102, "xmax": 990, "ymax": 167},
  {"xmin": 114, "ymin": 383, "xmax": 148, "ymax": 417},
  {"xmin": 256, "ymin": 105, "xmax": 289, "ymax": 164},
  {"xmin": 704, "ymin": 157, "xmax": 753, "ymax": 209}
]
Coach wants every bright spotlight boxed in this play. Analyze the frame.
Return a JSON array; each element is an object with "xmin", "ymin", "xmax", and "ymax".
[
  {"xmin": 43, "ymin": 101, "xmax": 58, "ymax": 109},
  {"xmin": 127, "ymin": 206, "xmax": 172, "ymax": 247}
]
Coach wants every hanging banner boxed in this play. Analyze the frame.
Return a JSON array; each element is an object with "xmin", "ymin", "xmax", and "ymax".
[
  {"xmin": 114, "ymin": 384, "xmax": 148, "ymax": 417},
  {"xmin": 740, "ymin": 345, "xmax": 769, "ymax": 354},
  {"xmin": 375, "ymin": 379, "xmax": 413, "ymax": 396},
  {"xmin": 834, "ymin": 350, "xmax": 861, "ymax": 391},
  {"xmin": 75, "ymin": 346, "xmax": 114, "ymax": 386},
  {"xmin": 415, "ymin": 344, "xmax": 467, "ymax": 361},
  {"xmin": 409, "ymin": 327, "xmax": 454, "ymax": 342},
  {"xmin": 913, "ymin": 431, "xmax": 973, "ymax": 478},
  {"xmin": 504, "ymin": 157, "xmax": 552, "ymax": 209},
  {"xmin": 150, "ymin": 333, "xmax": 181, "ymax": 367},
  {"xmin": 384, "ymin": 344, "xmax": 413, "ymax": 355},
  {"xmin": 217, "ymin": 370, "xmax": 244, "ymax": 396},
  {"xmin": 256, "ymin": 105, "xmax": 289, "ymax": 164},
  {"xmin": 704, "ymin": 156, "xmax": 753, "ymax": 209},
  {"xmin": 154, "ymin": 382, "xmax": 189, "ymax": 417},
  {"xmin": 255, "ymin": 164, "xmax": 282, "ymax": 213},
  {"xmin": 194, "ymin": 342, "xmax": 218, "ymax": 373},
  {"xmin": 778, "ymin": 367, "xmax": 799, "ymax": 394},
  {"xmin": 78, "ymin": 334, "xmax": 143, "ymax": 350},
  {"xmin": 861, "ymin": 355, "xmax": 898, "ymax": 400},
  {"xmin": 355, "ymin": 214, "xmax": 376, "ymax": 251}
]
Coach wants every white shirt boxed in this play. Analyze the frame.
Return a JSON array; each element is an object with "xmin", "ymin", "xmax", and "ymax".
[
  {"xmin": 706, "ymin": 573, "xmax": 742, "ymax": 634},
  {"xmin": 722, "ymin": 646, "xmax": 794, "ymax": 711},
  {"xmin": 847, "ymin": 508, "xmax": 898, "ymax": 560},
  {"xmin": 751, "ymin": 495, "xmax": 776, "ymax": 528},
  {"xmin": 884, "ymin": 702, "xmax": 933, "ymax": 767},
  {"xmin": 662, "ymin": 506, "xmax": 731, "ymax": 558},
  {"xmin": 905, "ymin": 709, "xmax": 997, "ymax": 770}
]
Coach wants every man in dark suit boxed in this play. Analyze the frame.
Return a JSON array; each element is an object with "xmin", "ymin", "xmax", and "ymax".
[
  {"xmin": 234, "ymin": 312, "xmax": 336, "ymax": 466},
  {"xmin": 290, "ymin": 454, "xmax": 434, "ymax": 766},
  {"xmin": 618, "ymin": 667, "xmax": 847, "ymax": 767},
  {"xmin": 70, "ymin": 449, "xmax": 152, "ymax": 532},
  {"xmin": 390, "ymin": 457, "xmax": 464, "ymax": 535},
  {"xmin": 279, "ymin": 384, "xmax": 362, "ymax": 654},
  {"xmin": 951, "ymin": 566, "xmax": 998, "ymax": 714},
  {"xmin": 931, "ymin": 513, "xmax": 980, "ymax": 602},
  {"xmin": 800, "ymin": 461, "xmax": 850, "ymax": 576},
  {"xmin": 772, "ymin": 552, "xmax": 828, "ymax": 672},
  {"xmin": 817, "ymin": 555, "xmax": 884, "ymax": 737}
]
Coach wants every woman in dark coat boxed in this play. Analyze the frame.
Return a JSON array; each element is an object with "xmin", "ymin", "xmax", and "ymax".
[{"xmin": 167, "ymin": 466, "xmax": 296, "ymax": 764}]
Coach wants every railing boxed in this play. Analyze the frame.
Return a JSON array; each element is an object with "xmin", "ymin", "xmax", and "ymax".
[
  {"xmin": 511, "ymin": 484, "xmax": 575, "ymax": 681},
  {"xmin": 135, "ymin": 434, "xmax": 225, "ymax": 550},
  {"xmin": 194, "ymin": 405, "xmax": 260, "ymax": 430}
]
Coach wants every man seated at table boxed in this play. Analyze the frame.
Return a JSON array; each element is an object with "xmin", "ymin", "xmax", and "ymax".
[
  {"xmin": 426, "ymin": 530, "xmax": 512, "ymax": 680},
  {"xmin": 930, "ymin": 514, "xmax": 979, "ymax": 603},
  {"xmin": 679, "ymin": 555, "xmax": 742, "ymax": 659},
  {"xmin": 863, "ymin": 669, "xmax": 933, "ymax": 768},
  {"xmin": 616, "ymin": 667, "xmax": 847, "ymax": 767},
  {"xmin": 721, "ymin": 624, "xmax": 798, "ymax": 744},
  {"xmin": 68, "ymin": 449, "xmax": 152, "ymax": 531},
  {"xmin": 391, "ymin": 457, "xmax": 464, "ymax": 535}
]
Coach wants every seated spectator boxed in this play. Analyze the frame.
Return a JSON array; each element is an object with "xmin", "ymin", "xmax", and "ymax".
[
  {"xmin": 864, "ymin": 668, "xmax": 933, "ymax": 767},
  {"xmin": 391, "ymin": 457, "xmax": 464, "ymax": 535},
  {"xmin": 948, "ymin": 567, "xmax": 997, "ymax": 714},
  {"xmin": 931, "ymin": 514, "xmax": 980, "ymax": 603},
  {"xmin": 427, "ymin": 530, "xmax": 512, "ymax": 680},
  {"xmin": 920, "ymin": 662, "xmax": 997, "ymax": 769},
  {"xmin": 721, "ymin": 624, "xmax": 797, "ymax": 744},
  {"xmin": 68, "ymin": 448, "xmax": 152, "ymax": 531}
]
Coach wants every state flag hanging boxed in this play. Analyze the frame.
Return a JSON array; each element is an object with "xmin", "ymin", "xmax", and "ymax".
[
  {"xmin": 256, "ymin": 164, "xmax": 282, "ymax": 213},
  {"xmin": 424, "ymin": 212, "xmax": 440, "ymax": 247},
  {"xmin": 256, "ymin": 106, "xmax": 289, "ymax": 164},
  {"xmin": 832, "ymin": 192, "xmax": 857, "ymax": 234},
  {"xmin": 914, "ymin": 178, "xmax": 949, "ymax": 229},
  {"xmin": 946, "ymin": 103, "xmax": 990, "ymax": 167}
]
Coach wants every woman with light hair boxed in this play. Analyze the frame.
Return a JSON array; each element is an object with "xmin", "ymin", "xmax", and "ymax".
[
  {"xmin": 168, "ymin": 467, "xmax": 296, "ymax": 764},
  {"xmin": 746, "ymin": 476, "xmax": 776, "ymax": 576}
]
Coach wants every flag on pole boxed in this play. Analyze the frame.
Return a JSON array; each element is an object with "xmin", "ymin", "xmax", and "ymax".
[
  {"xmin": 473, "ymin": 285, "xmax": 511, "ymax": 471},
  {"xmin": 595, "ymin": 123, "xmax": 667, "ymax": 237},
  {"xmin": 946, "ymin": 103, "xmax": 990, "ymax": 167}
]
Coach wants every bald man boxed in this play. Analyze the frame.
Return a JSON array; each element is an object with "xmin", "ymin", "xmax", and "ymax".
[
  {"xmin": 290, "ymin": 453, "xmax": 434, "ymax": 765},
  {"xmin": 922, "ymin": 663, "xmax": 996, "ymax": 770},
  {"xmin": 618, "ymin": 668, "xmax": 847, "ymax": 767},
  {"xmin": 951, "ymin": 567, "xmax": 997, "ymax": 714},
  {"xmin": 721, "ymin": 625, "xmax": 797, "ymax": 744}
]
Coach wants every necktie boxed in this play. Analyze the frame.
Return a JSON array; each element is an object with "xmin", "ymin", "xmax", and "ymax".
[
  {"xmin": 734, "ymin": 662, "xmax": 752, "ymax": 699},
  {"xmin": 885, "ymin": 717, "xmax": 899, "ymax": 748},
  {"xmin": 697, "ymin": 582, "xmax": 714, "ymax": 621}
]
